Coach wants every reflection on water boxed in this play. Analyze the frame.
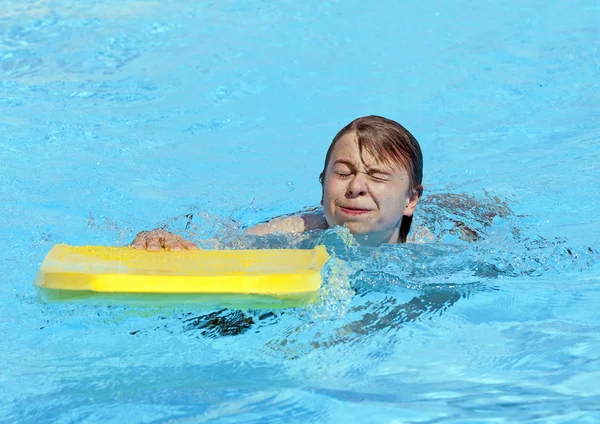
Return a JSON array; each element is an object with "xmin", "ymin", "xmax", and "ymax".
[{"xmin": 184, "ymin": 309, "xmax": 277, "ymax": 338}]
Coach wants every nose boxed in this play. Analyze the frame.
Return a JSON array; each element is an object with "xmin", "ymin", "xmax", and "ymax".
[{"xmin": 346, "ymin": 172, "xmax": 368, "ymax": 197}]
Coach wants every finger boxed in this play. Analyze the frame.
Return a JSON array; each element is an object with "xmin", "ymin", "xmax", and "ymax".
[
  {"xmin": 132, "ymin": 239, "xmax": 146, "ymax": 250},
  {"xmin": 181, "ymin": 240, "xmax": 199, "ymax": 250},
  {"xmin": 170, "ymin": 234, "xmax": 199, "ymax": 250},
  {"xmin": 164, "ymin": 239, "xmax": 184, "ymax": 251},
  {"xmin": 146, "ymin": 238, "xmax": 162, "ymax": 251},
  {"xmin": 132, "ymin": 232, "xmax": 148, "ymax": 250}
]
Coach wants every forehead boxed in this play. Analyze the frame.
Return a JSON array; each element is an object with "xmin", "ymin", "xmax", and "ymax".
[{"xmin": 330, "ymin": 132, "xmax": 401, "ymax": 171}]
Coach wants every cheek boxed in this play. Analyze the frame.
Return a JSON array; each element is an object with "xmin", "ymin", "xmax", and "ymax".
[
  {"xmin": 323, "ymin": 178, "xmax": 340, "ymax": 202},
  {"xmin": 379, "ymin": 192, "xmax": 408, "ymax": 216}
]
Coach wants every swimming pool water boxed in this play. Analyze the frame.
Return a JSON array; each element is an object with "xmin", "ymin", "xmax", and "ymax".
[{"xmin": 2, "ymin": 0, "xmax": 600, "ymax": 422}]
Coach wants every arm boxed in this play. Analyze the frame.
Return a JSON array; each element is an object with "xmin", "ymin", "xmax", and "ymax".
[
  {"xmin": 244, "ymin": 209, "xmax": 328, "ymax": 236},
  {"xmin": 132, "ymin": 209, "xmax": 329, "ymax": 250}
]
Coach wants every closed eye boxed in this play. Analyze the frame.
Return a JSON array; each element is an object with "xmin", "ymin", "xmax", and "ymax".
[{"xmin": 369, "ymin": 173, "xmax": 391, "ymax": 182}]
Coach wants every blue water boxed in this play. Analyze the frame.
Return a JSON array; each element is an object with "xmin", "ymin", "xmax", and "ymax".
[{"xmin": 2, "ymin": 0, "xmax": 600, "ymax": 422}]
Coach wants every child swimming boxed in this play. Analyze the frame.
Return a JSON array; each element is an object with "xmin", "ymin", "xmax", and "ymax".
[{"xmin": 132, "ymin": 115, "xmax": 423, "ymax": 249}]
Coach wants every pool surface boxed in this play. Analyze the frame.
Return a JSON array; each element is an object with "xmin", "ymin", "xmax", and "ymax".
[{"xmin": 2, "ymin": 0, "xmax": 600, "ymax": 422}]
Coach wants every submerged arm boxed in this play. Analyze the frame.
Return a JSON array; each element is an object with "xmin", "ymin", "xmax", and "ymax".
[{"xmin": 309, "ymin": 289, "xmax": 462, "ymax": 349}]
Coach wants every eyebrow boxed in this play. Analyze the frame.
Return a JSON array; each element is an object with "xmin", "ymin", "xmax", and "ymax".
[{"xmin": 332, "ymin": 159, "xmax": 355, "ymax": 168}]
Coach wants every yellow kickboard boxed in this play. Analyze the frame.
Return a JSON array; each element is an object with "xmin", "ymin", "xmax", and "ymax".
[{"xmin": 35, "ymin": 244, "xmax": 330, "ymax": 296}]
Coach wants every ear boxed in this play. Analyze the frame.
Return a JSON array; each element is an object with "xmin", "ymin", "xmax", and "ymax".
[{"xmin": 403, "ymin": 190, "xmax": 420, "ymax": 217}]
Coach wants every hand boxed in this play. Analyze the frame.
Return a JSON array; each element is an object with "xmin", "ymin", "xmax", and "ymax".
[{"xmin": 132, "ymin": 229, "xmax": 199, "ymax": 251}]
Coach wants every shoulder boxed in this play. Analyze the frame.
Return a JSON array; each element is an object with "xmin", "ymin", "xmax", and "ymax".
[
  {"xmin": 406, "ymin": 225, "xmax": 435, "ymax": 243},
  {"xmin": 244, "ymin": 208, "xmax": 328, "ymax": 236}
]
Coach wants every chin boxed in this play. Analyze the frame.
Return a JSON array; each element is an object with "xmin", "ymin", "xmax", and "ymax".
[{"xmin": 341, "ymin": 222, "xmax": 372, "ymax": 235}]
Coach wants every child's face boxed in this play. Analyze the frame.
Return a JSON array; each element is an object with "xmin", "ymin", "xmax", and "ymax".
[{"xmin": 321, "ymin": 132, "xmax": 418, "ymax": 244}]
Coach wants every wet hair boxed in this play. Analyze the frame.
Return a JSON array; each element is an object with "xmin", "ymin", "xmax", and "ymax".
[{"xmin": 319, "ymin": 115, "xmax": 423, "ymax": 243}]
